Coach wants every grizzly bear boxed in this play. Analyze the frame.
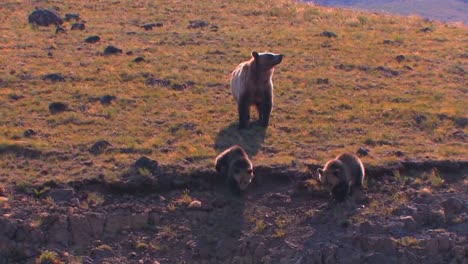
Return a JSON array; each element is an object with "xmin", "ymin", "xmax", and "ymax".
[
  {"xmin": 317, "ymin": 153, "xmax": 365, "ymax": 202},
  {"xmin": 231, "ymin": 51, "xmax": 283, "ymax": 129},
  {"xmin": 215, "ymin": 145, "xmax": 254, "ymax": 193}
]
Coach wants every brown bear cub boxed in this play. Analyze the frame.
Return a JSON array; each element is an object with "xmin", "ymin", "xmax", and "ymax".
[
  {"xmin": 215, "ymin": 145, "xmax": 254, "ymax": 193},
  {"xmin": 231, "ymin": 51, "xmax": 283, "ymax": 129},
  {"xmin": 317, "ymin": 153, "xmax": 365, "ymax": 202}
]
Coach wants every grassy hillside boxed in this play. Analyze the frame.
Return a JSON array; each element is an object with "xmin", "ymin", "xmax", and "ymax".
[{"xmin": 0, "ymin": 0, "xmax": 466, "ymax": 185}]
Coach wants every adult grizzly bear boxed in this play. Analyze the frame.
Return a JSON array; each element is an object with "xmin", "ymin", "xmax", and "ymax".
[{"xmin": 231, "ymin": 51, "xmax": 283, "ymax": 129}]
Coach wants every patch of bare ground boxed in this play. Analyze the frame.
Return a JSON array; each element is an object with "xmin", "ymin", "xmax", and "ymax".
[{"xmin": 0, "ymin": 161, "xmax": 467, "ymax": 263}]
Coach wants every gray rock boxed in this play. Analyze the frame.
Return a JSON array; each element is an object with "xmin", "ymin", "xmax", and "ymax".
[
  {"xmin": 48, "ymin": 188, "xmax": 74, "ymax": 202},
  {"xmin": 69, "ymin": 213, "xmax": 105, "ymax": 247},
  {"xmin": 28, "ymin": 9, "xmax": 63, "ymax": 26},
  {"xmin": 400, "ymin": 216, "xmax": 418, "ymax": 232},
  {"xmin": 91, "ymin": 245, "xmax": 114, "ymax": 260},
  {"xmin": 442, "ymin": 198, "xmax": 465, "ymax": 220}
]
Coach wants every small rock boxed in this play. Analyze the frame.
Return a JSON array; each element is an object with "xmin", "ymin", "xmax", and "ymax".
[
  {"xmin": 103, "ymin": 45, "xmax": 123, "ymax": 55},
  {"xmin": 396, "ymin": 55, "xmax": 405, "ymax": 62},
  {"xmin": 383, "ymin": 39, "xmax": 394, "ymax": 45},
  {"xmin": 133, "ymin": 56, "xmax": 145, "ymax": 63},
  {"xmin": 453, "ymin": 117, "xmax": 468, "ymax": 128},
  {"xmin": 28, "ymin": 8, "xmax": 63, "ymax": 26},
  {"xmin": 23, "ymin": 129, "xmax": 36, "ymax": 138},
  {"xmin": 419, "ymin": 27, "xmax": 433, "ymax": 33},
  {"xmin": 400, "ymin": 216, "xmax": 418, "ymax": 232},
  {"xmin": 42, "ymin": 73, "xmax": 65, "ymax": 82},
  {"xmin": 71, "ymin": 22, "xmax": 85, "ymax": 30},
  {"xmin": 316, "ymin": 78, "xmax": 329, "ymax": 84},
  {"xmin": 394, "ymin": 150, "xmax": 405, "ymax": 157},
  {"xmin": 145, "ymin": 78, "xmax": 171, "ymax": 87},
  {"xmin": 126, "ymin": 51, "xmax": 133, "ymax": 55},
  {"xmin": 188, "ymin": 20, "xmax": 209, "ymax": 29},
  {"xmin": 55, "ymin": 25, "xmax": 66, "ymax": 34},
  {"xmin": 357, "ymin": 146, "xmax": 370, "ymax": 156},
  {"xmin": 142, "ymin": 23, "xmax": 163, "ymax": 30},
  {"xmin": 442, "ymin": 197, "xmax": 465, "ymax": 220},
  {"xmin": 92, "ymin": 245, "xmax": 114, "ymax": 260},
  {"xmin": 320, "ymin": 31, "xmax": 337, "ymax": 38},
  {"xmin": 85, "ymin": 35, "xmax": 100, "ymax": 43},
  {"xmin": 188, "ymin": 200, "xmax": 202, "ymax": 209},
  {"xmin": 254, "ymin": 242, "xmax": 266, "ymax": 261},
  {"xmin": 48, "ymin": 188, "xmax": 75, "ymax": 202},
  {"xmin": 48, "ymin": 102, "xmax": 68, "ymax": 114},
  {"xmin": 133, "ymin": 156, "xmax": 159, "ymax": 173},
  {"xmin": 89, "ymin": 140, "xmax": 111, "ymax": 155},
  {"xmin": 64, "ymin": 13, "xmax": 80, "ymax": 21},
  {"xmin": 99, "ymin": 95, "xmax": 116, "ymax": 105}
]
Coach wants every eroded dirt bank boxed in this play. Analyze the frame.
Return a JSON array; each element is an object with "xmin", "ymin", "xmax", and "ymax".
[{"xmin": 0, "ymin": 160, "xmax": 467, "ymax": 264}]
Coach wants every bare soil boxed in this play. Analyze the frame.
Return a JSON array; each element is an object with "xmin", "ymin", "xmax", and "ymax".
[{"xmin": 1, "ymin": 161, "xmax": 467, "ymax": 264}]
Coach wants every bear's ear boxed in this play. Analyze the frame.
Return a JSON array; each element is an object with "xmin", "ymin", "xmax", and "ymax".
[{"xmin": 251, "ymin": 51, "xmax": 259, "ymax": 60}]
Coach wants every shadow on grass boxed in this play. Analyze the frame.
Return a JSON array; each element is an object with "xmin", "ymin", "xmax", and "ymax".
[{"xmin": 214, "ymin": 122, "xmax": 266, "ymax": 157}]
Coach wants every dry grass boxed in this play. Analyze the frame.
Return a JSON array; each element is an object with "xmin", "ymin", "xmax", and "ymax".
[{"xmin": 0, "ymin": 0, "xmax": 466, "ymax": 185}]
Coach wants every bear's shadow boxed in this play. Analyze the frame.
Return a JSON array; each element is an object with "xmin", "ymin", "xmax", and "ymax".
[{"xmin": 214, "ymin": 122, "xmax": 266, "ymax": 157}]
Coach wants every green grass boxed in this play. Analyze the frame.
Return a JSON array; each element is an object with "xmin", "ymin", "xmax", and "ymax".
[{"xmin": 0, "ymin": 0, "xmax": 466, "ymax": 185}]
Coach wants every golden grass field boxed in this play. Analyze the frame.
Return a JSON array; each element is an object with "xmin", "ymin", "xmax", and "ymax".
[{"xmin": 0, "ymin": 0, "xmax": 466, "ymax": 185}]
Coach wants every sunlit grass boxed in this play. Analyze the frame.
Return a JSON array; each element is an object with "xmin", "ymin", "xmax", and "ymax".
[{"xmin": 0, "ymin": 0, "xmax": 466, "ymax": 185}]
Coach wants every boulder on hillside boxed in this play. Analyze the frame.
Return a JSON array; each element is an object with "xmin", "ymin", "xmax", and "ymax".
[{"xmin": 28, "ymin": 9, "xmax": 63, "ymax": 26}]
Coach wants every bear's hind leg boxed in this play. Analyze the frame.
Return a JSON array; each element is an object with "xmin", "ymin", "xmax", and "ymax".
[{"xmin": 238, "ymin": 100, "xmax": 250, "ymax": 129}]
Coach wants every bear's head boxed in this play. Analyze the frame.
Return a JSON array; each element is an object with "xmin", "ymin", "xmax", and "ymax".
[
  {"xmin": 317, "ymin": 160, "xmax": 345, "ymax": 188},
  {"xmin": 230, "ymin": 158, "xmax": 254, "ymax": 191},
  {"xmin": 252, "ymin": 51, "xmax": 283, "ymax": 71}
]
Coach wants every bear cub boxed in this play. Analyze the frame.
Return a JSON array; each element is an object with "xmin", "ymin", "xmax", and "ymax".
[
  {"xmin": 317, "ymin": 153, "xmax": 365, "ymax": 202},
  {"xmin": 231, "ymin": 51, "xmax": 283, "ymax": 129},
  {"xmin": 215, "ymin": 145, "xmax": 254, "ymax": 193}
]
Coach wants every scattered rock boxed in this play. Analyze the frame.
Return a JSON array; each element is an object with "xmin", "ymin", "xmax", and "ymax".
[
  {"xmin": 442, "ymin": 198, "xmax": 465, "ymax": 220},
  {"xmin": 419, "ymin": 27, "xmax": 433, "ymax": 33},
  {"xmin": 9, "ymin": 94, "xmax": 24, "ymax": 101},
  {"xmin": 28, "ymin": 8, "xmax": 63, "ymax": 26},
  {"xmin": 71, "ymin": 22, "xmax": 85, "ymax": 30},
  {"xmin": 400, "ymin": 216, "xmax": 418, "ymax": 231},
  {"xmin": 335, "ymin": 64, "xmax": 355, "ymax": 71},
  {"xmin": 99, "ymin": 95, "xmax": 116, "ymax": 105},
  {"xmin": 64, "ymin": 13, "xmax": 80, "ymax": 21},
  {"xmin": 69, "ymin": 213, "xmax": 105, "ymax": 246},
  {"xmin": 375, "ymin": 66, "xmax": 400, "ymax": 77},
  {"xmin": 413, "ymin": 114, "xmax": 427, "ymax": 125},
  {"xmin": 188, "ymin": 20, "xmax": 209, "ymax": 29},
  {"xmin": 55, "ymin": 25, "xmax": 66, "ymax": 34},
  {"xmin": 48, "ymin": 102, "xmax": 68, "ymax": 114},
  {"xmin": 89, "ymin": 140, "xmax": 111, "ymax": 155},
  {"xmin": 320, "ymin": 31, "xmax": 337, "ymax": 38},
  {"xmin": 357, "ymin": 146, "xmax": 370, "ymax": 156},
  {"xmin": 48, "ymin": 188, "xmax": 75, "ymax": 202},
  {"xmin": 316, "ymin": 78, "xmax": 329, "ymax": 84},
  {"xmin": 133, "ymin": 56, "xmax": 145, "ymax": 63},
  {"xmin": 133, "ymin": 156, "xmax": 159, "ymax": 174},
  {"xmin": 92, "ymin": 245, "xmax": 114, "ymax": 260},
  {"xmin": 396, "ymin": 55, "xmax": 406, "ymax": 62},
  {"xmin": 383, "ymin": 39, "xmax": 394, "ymax": 45},
  {"xmin": 394, "ymin": 150, "xmax": 405, "ymax": 157},
  {"xmin": 188, "ymin": 200, "xmax": 202, "ymax": 209},
  {"xmin": 104, "ymin": 45, "xmax": 123, "ymax": 55},
  {"xmin": 85, "ymin": 35, "xmax": 100, "ymax": 43},
  {"xmin": 145, "ymin": 78, "xmax": 171, "ymax": 87},
  {"xmin": 23, "ymin": 129, "xmax": 36, "ymax": 138},
  {"xmin": 142, "ymin": 23, "xmax": 163, "ymax": 30},
  {"xmin": 42, "ymin": 73, "xmax": 65, "ymax": 82},
  {"xmin": 453, "ymin": 117, "xmax": 468, "ymax": 128}
]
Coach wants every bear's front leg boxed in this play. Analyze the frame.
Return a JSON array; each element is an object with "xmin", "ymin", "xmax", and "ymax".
[
  {"xmin": 259, "ymin": 96, "xmax": 272, "ymax": 128},
  {"xmin": 238, "ymin": 99, "xmax": 250, "ymax": 129}
]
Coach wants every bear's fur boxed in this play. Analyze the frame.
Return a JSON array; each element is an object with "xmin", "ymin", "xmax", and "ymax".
[
  {"xmin": 215, "ymin": 145, "xmax": 254, "ymax": 192},
  {"xmin": 317, "ymin": 153, "xmax": 365, "ymax": 202},
  {"xmin": 231, "ymin": 51, "xmax": 283, "ymax": 129}
]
